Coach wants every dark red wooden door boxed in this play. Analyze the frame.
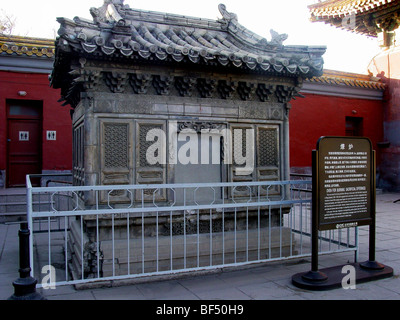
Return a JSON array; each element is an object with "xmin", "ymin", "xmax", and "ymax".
[{"xmin": 7, "ymin": 101, "xmax": 42, "ymax": 187}]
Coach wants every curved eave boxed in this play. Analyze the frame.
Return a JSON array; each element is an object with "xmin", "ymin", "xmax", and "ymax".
[
  {"xmin": 308, "ymin": 0, "xmax": 398, "ymax": 18},
  {"xmin": 308, "ymin": 0, "xmax": 400, "ymax": 37}
]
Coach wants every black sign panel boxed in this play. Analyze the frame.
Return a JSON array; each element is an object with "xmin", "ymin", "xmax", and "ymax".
[{"xmin": 316, "ymin": 136, "xmax": 374, "ymax": 231}]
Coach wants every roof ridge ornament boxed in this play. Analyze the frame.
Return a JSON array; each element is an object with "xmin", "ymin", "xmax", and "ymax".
[
  {"xmin": 217, "ymin": 4, "xmax": 287, "ymax": 49},
  {"xmin": 106, "ymin": 0, "xmax": 125, "ymax": 8},
  {"xmin": 90, "ymin": 0, "xmax": 127, "ymax": 27},
  {"xmin": 218, "ymin": 3, "xmax": 238, "ymax": 22},
  {"xmin": 269, "ymin": 29, "xmax": 288, "ymax": 47},
  {"xmin": 106, "ymin": 2, "xmax": 126, "ymax": 26}
]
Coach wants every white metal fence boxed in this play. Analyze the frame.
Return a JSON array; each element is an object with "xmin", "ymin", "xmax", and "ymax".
[{"xmin": 26, "ymin": 174, "xmax": 358, "ymax": 288}]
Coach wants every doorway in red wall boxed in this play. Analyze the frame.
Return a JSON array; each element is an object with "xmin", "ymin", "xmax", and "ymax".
[
  {"xmin": 6, "ymin": 100, "xmax": 42, "ymax": 187},
  {"xmin": 346, "ymin": 117, "xmax": 363, "ymax": 137}
]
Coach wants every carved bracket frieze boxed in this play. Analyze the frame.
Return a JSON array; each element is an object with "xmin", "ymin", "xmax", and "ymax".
[
  {"xmin": 104, "ymin": 71, "xmax": 128, "ymax": 93},
  {"xmin": 175, "ymin": 76, "xmax": 197, "ymax": 97},
  {"xmin": 153, "ymin": 75, "xmax": 173, "ymax": 95},
  {"xmin": 256, "ymin": 83, "xmax": 275, "ymax": 102},
  {"xmin": 237, "ymin": 81, "xmax": 256, "ymax": 101},
  {"xmin": 73, "ymin": 69, "xmax": 303, "ymax": 104},
  {"xmin": 275, "ymin": 84, "xmax": 303, "ymax": 103},
  {"xmin": 70, "ymin": 68, "xmax": 102, "ymax": 90},
  {"xmin": 197, "ymin": 78, "xmax": 216, "ymax": 98},
  {"xmin": 217, "ymin": 80, "xmax": 237, "ymax": 99},
  {"xmin": 129, "ymin": 73, "xmax": 152, "ymax": 94}
]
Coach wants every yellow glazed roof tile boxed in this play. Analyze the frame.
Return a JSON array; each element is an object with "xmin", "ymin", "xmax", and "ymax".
[
  {"xmin": 307, "ymin": 69, "xmax": 386, "ymax": 90},
  {"xmin": 0, "ymin": 35, "xmax": 55, "ymax": 58}
]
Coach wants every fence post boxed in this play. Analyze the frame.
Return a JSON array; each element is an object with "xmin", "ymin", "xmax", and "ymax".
[
  {"xmin": 8, "ymin": 176, "xmax": 45, "ymax": 300},
  {"xmin": 8, "ymin": 225, "xmax": 45, "ymax": 299},
  {"xmin": 299, "ymin": 150, "xmax": 328, "ymax": 282}
]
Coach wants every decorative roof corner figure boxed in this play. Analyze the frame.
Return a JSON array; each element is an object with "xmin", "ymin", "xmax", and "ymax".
[
  {"xmin": 218, "ymin": 3, "xmax": 238, "ymax": 22},
  {"xmin": 217, "ymin": 3, "xmax": 288, "ymax": 49},
  {"xmin": 90, "ymin": 0, "xmax": 127, "ymax": 26},
  {"xmin": 270, "ymin": 29, "xmax": 288, "ymax": 47},
  {"xmin": 104, "ymin": 0, "xmax": 126, "ymax": 9}
]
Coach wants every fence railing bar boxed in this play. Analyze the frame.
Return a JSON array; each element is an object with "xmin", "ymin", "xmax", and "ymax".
[
  {"xmin": 141, "ymin": 190, "xmax": 145, "ymax": 274},
  {"xmin": 210, "ymin": 208, "xmax": 212, "ymax": 266},
  {"xmin": 257, "ymin": 186, "xmax": 260, "ymax": 261},
  {"xmin": 156, "ymin": 210, "xmax": 159, "ymax": 273},
  {"xmin": 170, "ymin": 209, "xmax": 173, "ymax": 271},
  {"xmin": 246, "ymin": 206, "xmax": 249, "ymax": 262},
  {"xmin": 268, "ymin": 206, "xmax": 271, "ymax": 259},
  {"xmin": 299, "ymin": 202, "xmax": 303, "ymax": 255},
  {"xmin": 96, "ymin": 190, "xmax": 100, "ymax": 279},
  {"xmin": 112, "ymin": 213, "xmax": 115, "ymax": 278},
  {"xmin": 222, "ymin": 187, "xmax": 225, "ymax": 266},
  {"xmin": 80, "ymin": 216, "xmax": 84, "ymax": 280},
  {"xmin": 65, "ymin": 216, "xmax": 68, "ymax": 282},
  {"xmin": 127, "ymin": 212, "xmax": 130, "ymax": 276},
  {"xmin": 234, "ymin": 207, "xmax": 237, "ymax": 264},
  {"xmin": 197, "ymin": 208, "xmax": 200, "ymax": 268},
  {"xmin": 48, "ymin": 217, "xmax": 51, "ymax": 272},
  {"xmin": 29, "ymin": 199, "xmax": 311, "ymax": 218},
  {"xmin": 28, "ymin": 180, "xmax": 311, "ymax": 194},
  {"xmin": 96, "ymin": 215, "xmax": 100, "ymax": 279}
]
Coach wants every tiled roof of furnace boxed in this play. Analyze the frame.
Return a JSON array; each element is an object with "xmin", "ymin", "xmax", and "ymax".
[{"xmin": 53, "ymin": 1, "xmax": 326, "ymax": 78}]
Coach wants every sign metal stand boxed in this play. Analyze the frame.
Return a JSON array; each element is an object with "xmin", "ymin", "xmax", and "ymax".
[{"xmin": 292, "ymin": 136, "xmax": 393, "ymax": 291}]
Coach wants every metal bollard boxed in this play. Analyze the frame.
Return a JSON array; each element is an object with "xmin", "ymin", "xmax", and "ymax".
[{"xmin": 8, "ymin": 222, "xmax": 45, "ymax": 300}]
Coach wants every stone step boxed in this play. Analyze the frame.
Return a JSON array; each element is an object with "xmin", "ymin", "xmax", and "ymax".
[
  {"xmin": 0, "ymin": 187, "xmax": 72, "ymax": 224},
  {"xmin": 0, "ymin": 189, "xmax": 51, "ymax": 224},
  {"xmin": 0, "ymin": 193, "xmax": 52, "ymax": 203},
  {"xmin": 0, "ymin": 190, "xmax": 56, "ymax": 215},
  {"xmin": 0, "ymin": 203, "xmax": 27, "ymax": 214},
  {"xmin": 0, "ymin": 201, "xmax": 53, "ymax": 213},
  {"xmin": 0, "ymin": 193, "xmax": 26, "ymax": 202},
  {"xmin": 0, "ymin": 212, "xmax": 27, "ymax": 224},
  {"xmin": 0, "ymin": 189, "xmax": 25, "ymax": 224}
]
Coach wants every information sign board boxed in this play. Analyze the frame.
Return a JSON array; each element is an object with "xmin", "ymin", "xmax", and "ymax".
[{"xmin": 316, "ymin": 136, "xmax": 374, "ymax": 230}]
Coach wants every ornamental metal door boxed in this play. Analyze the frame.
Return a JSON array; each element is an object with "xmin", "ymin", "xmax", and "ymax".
[{"xmin": 6, "ymin": 100, "xmax": 42, "ymax": 187}]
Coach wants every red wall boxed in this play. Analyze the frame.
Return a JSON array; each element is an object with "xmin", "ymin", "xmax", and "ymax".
[
  {"xmin": 0, "ymin": 71, "xmax": 72, "ymax": 172},
  {"xmin": 289, "ymin": 93, "xmax": 384, "ymax": 169}
]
